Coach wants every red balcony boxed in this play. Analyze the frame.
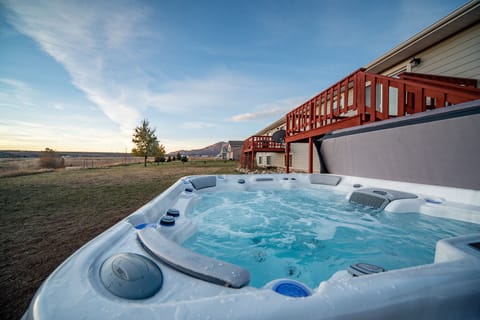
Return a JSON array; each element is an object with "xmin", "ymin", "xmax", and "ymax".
[
  {"xmin": 239, "ymin": 68, "xmax": 479, "ymax": 173},
  {"xmin": 284, "ymin": 69, "xmax": 480, "ymax": 173},
  {"xmin": 286, "ymin": 69, "xmax": 480, "ymax": 143},
  {"xmin": 242, "ymin": 136, "xmax": 284, "ymax": 152},
  {"xmin": 240, "ymin": 136, "xmax": 285, "ymax": 170}
]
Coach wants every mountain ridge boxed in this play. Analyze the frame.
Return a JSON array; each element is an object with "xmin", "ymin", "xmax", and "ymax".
[{"xmin": 167, "ymin": 141, "xmax": 228, "ymax": 158}]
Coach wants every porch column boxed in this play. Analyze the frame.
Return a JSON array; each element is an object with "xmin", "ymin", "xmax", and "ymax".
[
  {"xmin": 308, "ymin": 137, "xmax": 313, "ymax": 173},
  {"xmin": 285, "ymin": 142, "xmax": 290, "ymax": 173}
]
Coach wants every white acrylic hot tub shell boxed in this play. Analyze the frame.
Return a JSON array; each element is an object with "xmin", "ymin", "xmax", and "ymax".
[{"xmin": 23, "ymin": 174, "xmax": 480, "ymax": 320}]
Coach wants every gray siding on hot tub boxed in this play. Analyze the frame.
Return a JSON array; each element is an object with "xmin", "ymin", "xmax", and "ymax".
[{"xmin": 319, "ymin": 101, "xmax": 480, "ymax": 190}]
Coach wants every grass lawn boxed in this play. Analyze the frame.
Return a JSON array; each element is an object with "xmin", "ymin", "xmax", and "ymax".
[{"xmin": 0, "ymin": 160, "xmax": 239, "ymax": 320}]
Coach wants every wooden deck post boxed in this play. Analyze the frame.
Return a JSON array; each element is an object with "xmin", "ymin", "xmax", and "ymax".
[
  {"xmin": 286, "ymin": 142, "xmax": 290, "ymax": 173},
  {"xmin": 308, "ymin": 137, "xmax": 313, "ymax": 173}
]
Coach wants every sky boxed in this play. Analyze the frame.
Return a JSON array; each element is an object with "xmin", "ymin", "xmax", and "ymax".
[{"xmin": 0, "ymin": 0, "xmax": 469, "ymax": 153}]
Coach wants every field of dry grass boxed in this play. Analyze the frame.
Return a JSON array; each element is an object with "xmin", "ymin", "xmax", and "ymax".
[
  {"xmin": 0, "ymin": 160, "xmax": 239, "ymax": 320},
  {"xmin": 0, "ymin": 158, "xmax": 42, "ymax": 177},
  {"xmin": 0, "ymin": 156, "xmax": 145, "ymax": 178}
]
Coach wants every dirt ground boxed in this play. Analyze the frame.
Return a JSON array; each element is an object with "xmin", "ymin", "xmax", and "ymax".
[{"xmin": 0, "ymin": 161, "xmax": 238, "ymax": 320}]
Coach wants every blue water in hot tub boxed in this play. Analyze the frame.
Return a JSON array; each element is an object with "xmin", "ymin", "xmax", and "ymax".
[{"xmin": 182, "ymin": 189, "xmax": 480, "ymax": 288}]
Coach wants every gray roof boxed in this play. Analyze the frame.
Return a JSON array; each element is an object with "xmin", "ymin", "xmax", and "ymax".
[
  {"xmin": 254, "ymin": 116, "xmax": 286, "ymax": 136},
  {"xmin": 228, "ymin": 140, "xmax": 244, "ymax": 148}
]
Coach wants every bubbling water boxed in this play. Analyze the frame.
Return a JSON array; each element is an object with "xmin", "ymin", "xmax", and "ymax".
[{"xmin": 183, "ymin": 189, "xmax": 480, "ymax": 288}]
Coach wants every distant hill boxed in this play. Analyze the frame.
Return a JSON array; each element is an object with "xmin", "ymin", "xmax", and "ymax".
[
  {"xmin": 1, "ymin": 141, "xmax": 230, "ymax": 159},
  {"xmin": 168, "ymin": 141, "xmax": 227, "ymax": 158}
]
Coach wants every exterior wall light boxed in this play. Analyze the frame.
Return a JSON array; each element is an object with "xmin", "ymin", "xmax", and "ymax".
[{"xmin": 410, "ymin": 57, "xmax": 421, "ymax": 68}]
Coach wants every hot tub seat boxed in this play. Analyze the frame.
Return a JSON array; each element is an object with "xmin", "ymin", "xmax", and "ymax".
[{"xmin": 137, "ymin": 227, "xmax": 250, "ymax": 288}]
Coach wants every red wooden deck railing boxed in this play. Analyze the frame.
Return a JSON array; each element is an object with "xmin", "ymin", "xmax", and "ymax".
[
  {"xmin": 240, "ymin": 136, "xmax": 284, "ymax": 170},
  {"xmin": 240, "ymin": 69, "xmax": 480, "ymax": 172},
  {"xmin": 286, "ymin": 69, "xmax": 480, "ymax": 143},
  {"xmin": 242, "ymin": 136, "xmax": 284, "ymax": 152}
]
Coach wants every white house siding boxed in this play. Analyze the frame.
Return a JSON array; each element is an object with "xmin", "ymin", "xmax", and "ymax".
[
  {"xmin": 256, "ymin": 152, "xmax": 284, "ymax": 168},
  {"xmin": 227, "ymin": 142, "xmax": 243, "ymax": 161},
  {"xmin": 290, "ymin": 143, "xmax": 321, "ymax": 173},
  {"xmin": 380, "ymin": 23, "xmax": 480, "ymax": 82},
  {"xmin": 227, "ymin": 149, "xmax": 241, "ymax": 161}
]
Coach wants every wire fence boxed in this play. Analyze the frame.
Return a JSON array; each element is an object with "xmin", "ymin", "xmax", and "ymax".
[{"xmin": 63, "ymin": 157, "xmax": 144, "ymax": 168}]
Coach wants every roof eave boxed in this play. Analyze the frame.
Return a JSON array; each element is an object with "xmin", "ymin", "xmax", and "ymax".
[
  {"xmin": 254, "ymin": 116, "xmax": 287, "ymax": 136},
  {"xmin": 365, "ymin": 1, "xmax": 480, "ymax": 74}
]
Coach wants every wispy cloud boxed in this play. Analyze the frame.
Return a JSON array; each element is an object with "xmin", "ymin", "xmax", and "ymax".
[
  {"xmin": 0, "ymin": 119, "xmax": 128, "ymax": 151},
  {"xmin": 2, "ymin": 1, "xmax": 274, "ymax": 136},
  {"xmin": 0, "ymin": 78, "xmax": 72, "ymax": 112},
  {"xmin": 3, "ymin": 0, "xmax": 149, "ymax": 134},
  {"xmin": 230, "ymin": 97, "xmax": 304, "ymax": 122},
  {"xmin": 1, "ymin": 0, "xmax": 466, "ymax": 153},
  {"xmin": 231, "ymin": 108, "xmax": 283, "ymax": 122},
  {"xmin": 180, "ymin": 121, "xmax": 215, "ymax": 129},
  {"xmin": 0, "ymin": 78, "xmax": 36, "ymax": 108},
  {"xmin": 142, "ymin": 70, "xmax": 259, "ymax": 114},
  {"xmin": 3, "ymin": 0, "xmax": 302, "ymax": 152}
]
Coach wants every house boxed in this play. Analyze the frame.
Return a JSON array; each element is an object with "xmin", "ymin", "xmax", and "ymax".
[
  {"xmin": 239, "ymin": 117, "xmax": 286, "ymax": 170},
  {"xmin": 226, "ymin": 141, "xmax": 244, "ymax": 161},
  {"xmin": 241, "ymin": 1, "xmax": 480, "ymax": 177},
  {"xmin": 251, "ymin": 117, "xmax": 286, "ymax": 169},
  {"xmin": 219, "ymin": 144, "xmax": 227, "ymax": 160}
]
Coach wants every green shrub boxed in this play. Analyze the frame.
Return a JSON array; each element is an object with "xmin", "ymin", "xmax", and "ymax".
[{"xmin": 155, "ymin": 156, "xmax": 166, "ymax": 163}]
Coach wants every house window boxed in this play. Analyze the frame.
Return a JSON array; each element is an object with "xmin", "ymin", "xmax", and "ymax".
[
  {"xmin": 266, "ymin": 156, "xmax": 271, "ymax": 165},
  {"xmin": 376, "ymin": 83, "xmax": 383, "ymax": 112},
  {"xmin": 258, "ymin": 156, "xmax": 262, "ymax": 164},
  {"xmin": 389, "ymin": 86, "xmax": 398, "ymax": 115},
  {"xmin": 365, "ymin": 84, "xmax": 371, "ymax": 107}
]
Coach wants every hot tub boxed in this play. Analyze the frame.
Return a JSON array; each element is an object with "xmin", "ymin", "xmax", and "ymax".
[{"xmin": 23, "ymin": 174, "xmax": 480, "ymax": 319}]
